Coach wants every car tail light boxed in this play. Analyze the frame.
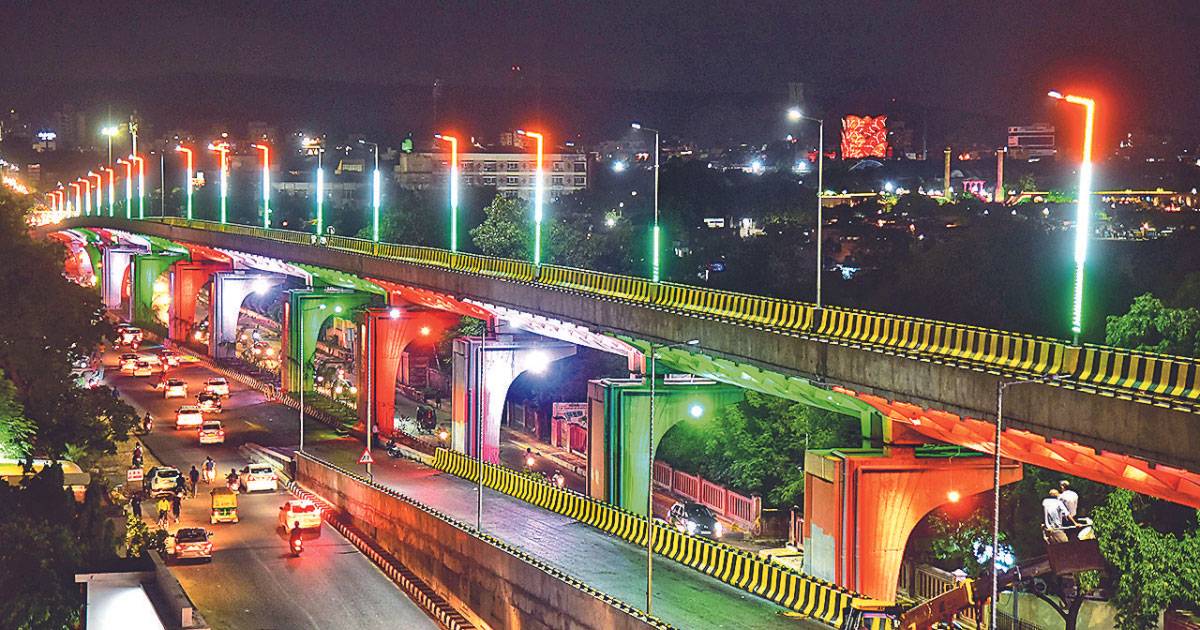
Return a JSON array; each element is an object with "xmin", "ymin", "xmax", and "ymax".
[
  {"xmin": 203, "ymin": 543, "xmax": 212, "ymax": 553},
  {"xmin": 270, "ymin": 473, "xmax": 277, "ymax": 481},
  {"xmin": 218, "ymin": 430, "xmax": 224, "ymax": 436},
  {"xmin": 175, "ymin": 544, "xmax": 183, "ymax": 552}
]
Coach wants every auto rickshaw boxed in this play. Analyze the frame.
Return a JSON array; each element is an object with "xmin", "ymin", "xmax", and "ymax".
[{"xmin": 210, "ymin": 486, "xmax": 238, "ymax": 524}]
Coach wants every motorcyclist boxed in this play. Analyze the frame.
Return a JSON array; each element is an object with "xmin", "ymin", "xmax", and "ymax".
[
  {"xmin": 142, "ymin": 412, "xmax": 153, "ymax": 433},
  {"xmin": 226, "ymin": 468, "xmax": 239, "ymax": 490},
  {"xmin": 132, "ymin": 443, "xmax": 143, "ymax": 468},
  {"xmin": 289, "ymin": 521, "xmax": 303, "ymax": 554},
  {"xmin": 551, "ymin": 470, "xmax": 565, "ymax": 488}
]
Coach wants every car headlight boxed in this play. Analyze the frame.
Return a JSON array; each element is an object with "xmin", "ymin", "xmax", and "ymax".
[
  {"xmin": 686, "ymin": 520, "xmax": 698, "ymax": 535},
  {"xmin": 714, "ymin": 522, "xmax": 723, "ymax": 538}
]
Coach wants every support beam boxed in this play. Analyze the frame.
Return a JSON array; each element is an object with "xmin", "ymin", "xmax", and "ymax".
[
  {"xmin": 356, "ymin": 308, "xmax": 460, "ymax": 437},
  {"xmin": 451, "ymin": 336, "xmax": 576, "ymax": 463},
  {"xmin": 100, "ymin": 247, "xmax": 143, "ymax": 314},
  {"xmin": 586, "ymin": 378, "xmax": 745, "ymax": 511},
  {"xmin": 280, "ymin": 289, "xmax": 375, "ymax": 393},
  {"xmin": 208, "ymin": 273, "xmax": 283, "ymax": 359},
  {"xmin": 802, "ymin": 447, "xmax": 1021, "ymax": 600},
  {"xmin": 131, "ymin": 253, "xmax": 187, "ymax": 330},
  {"xmin": 169, "ymin": 260, "xmax": 230, "ymax": 344}
]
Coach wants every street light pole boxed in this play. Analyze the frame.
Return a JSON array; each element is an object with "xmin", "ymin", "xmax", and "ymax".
[
  {"xmin": 646, "ymin": 337, "xmax": 699, "ymax": 617},
  {"xmin": 117, "ymin": 158, "xmax": 133, "ymax": 219},
  {"xmin": 209, "ymin": 142, "xmax": 229, "ymax": 224},
  {"xmin": 89, "ymin": 172, "xmax": 102, "ymax": 216},
  {"xmin": 176, "ymin": 146, "xmax": 193, "ymax": 220},
  {"xmin": 788, "ymin": 108, "xmax": 826, "ymax": 308},
  {"xmin": 252, "ymin": 144, "xmax": 271, "ymax": 229},
  {"xmin": 476, "ymin": 319, "xmax": 490, "ymax": 533},
  {"xmin": 103, "ymin": 168, "xmax": 115, "ymax": 217},
  {"xmin": 131, "ymin": 155, "xmax": 145, "ymax": 219},
  {"xmin": 359, "ymin": 140, "xmax": 380, "ymax": 242},
  {"xmin": 993, "ymin": 373, "xmax": 1061, "ymax": 628},
  {"xmin": 316, "ymin": 146, "xmax": 325, "ymax": 235},
  {"xmin": 1048, "ymin": 91, "xmax": 1096, "ymax": 345},
  {"xmin": 435, "ymin": 134, "xmax": 459, "ymax": 253},
  {"xmin": 516, "ymin": 129, "xmax": 545, "ymax": 265},
  {"xmin": 631, "ymin": 123, "xmax": 662, "ymax": 282}
]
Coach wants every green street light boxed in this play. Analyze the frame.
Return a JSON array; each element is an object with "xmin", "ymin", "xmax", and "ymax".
[
  {"xmin": 435, "ymin": 134, "xmax": 459, "ymax": 253},
  {"xmin": 175, "ymin": 146, "xmax": 193, "ymax": 221},
  {"xmin": 209, "ymin": 142, "xmax": 229, "ymax": 224},
  {"xmin": 631, "ymin": 122, "xmax": 662, "ymax": 282},
  {"xmin": 359, "ymin": 139, "xmax": 380, "ymax": 242},
  {"xmin": 516, "ymin": 129, "xmax": 545, "ymax": 265},
  {"xmin": 1048, "ymin": 91, "xmax": 1096, "ymax": 344}
]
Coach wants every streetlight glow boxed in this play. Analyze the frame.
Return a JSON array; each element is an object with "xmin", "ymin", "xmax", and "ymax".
[
  {"xmin": 631, "ymin": 122, "xmax": 663, "ymax": 282},
  {"xmin": 252, "ymin": 144, "xmax": 271, "ymax": 228},
  {"xmin": 175, "ymin": 146, "xmax": 193, "ymax": 220},
  {"xmin": 209, "ymin": 141, "xmax": 230, "ymax": 224},
  {"xmin": 436, "ymin": 134, "xmax": 459, "ymax": 252},
  {"xmin": 359, "ymin": 139, "xmax": 381, "ymax": 241},
  {"xmin": 1049, "ymin": 90, "xmax": 1096, "ymax": 343},
  {"xmin": 130, "ymin": 155, "xmax": 145, "ymax": 219},
  {"xmin": 89, "ymin": 172, "xmax": 102, "ymax": 216},
  {"xmin": 103, "ymin": 167, "xmax": 115, "ymax": 216},
  {"xmin": 517, "ymin": 129, "xmax": 545, "ymax": 265},
  {"xmin": 116, "ymin": 158, "xmax": 133, "ymax": 219},
  {"xmin": 69, "ymin": 182, "xmax": 81, "ymax": 217}
]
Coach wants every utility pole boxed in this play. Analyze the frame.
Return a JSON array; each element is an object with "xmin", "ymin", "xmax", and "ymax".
[{"xmin": 944, "ymin": 147, "xmax": 952, "ymax": 198}]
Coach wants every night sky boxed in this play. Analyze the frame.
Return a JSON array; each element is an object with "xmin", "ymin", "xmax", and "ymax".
[{"xmin": 2, "ymin": 1, "xmax": 1197, "ymax": 137}]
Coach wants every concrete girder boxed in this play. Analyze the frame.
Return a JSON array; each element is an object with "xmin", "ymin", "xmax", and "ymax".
[
  {"xmin": 208, "ymin": 272, "xmax": 286, "ymax": 358},
  {"xmin": 131, "ymin": 253, "xmax": 188, "ymax": 330},
  {"xmin": 281, "ymin": 289, "xmax": 377, "ymax": 393},
  {"xmin": 451, "ymin": 336, "xmax": 577, "ymax": 463}
]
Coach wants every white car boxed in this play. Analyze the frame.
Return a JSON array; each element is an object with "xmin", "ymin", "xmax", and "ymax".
[
  {"xmin": 198, "ymin": 421, "xmax": 225, "ymax": 445},
  {"xmin": 204, "ymin": 378, "xmax": 230, "ymax": 397},
  {"xmin": 164, "ymin": 378, "xmax": 188, "ymax": 399},
  {"xmin": 239, "ymin": 463, "xmax": 278, "ymax": 493},
  {"xmin": 166, "ymin": 527, "xmax": 213, "ymax": 563},
  {"xmin": 132, "ymin": 361, "xmax": 153, "ymax": 377},
  {"xmin": 175, "ymin": 405, "xmax": 203, "ymax": 429},
  {"xmin": 143, "ymin": 466, "xmax": 182, "ymax": 496},
  {"xmin": 279, "ymin": 499, "xmax": 322, "ymax": 530}
]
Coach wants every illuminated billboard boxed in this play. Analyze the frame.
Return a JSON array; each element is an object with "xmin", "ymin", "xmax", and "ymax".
[{"xmin": 841, "ymin": 115, "xmax": 890, "ymax": 159}]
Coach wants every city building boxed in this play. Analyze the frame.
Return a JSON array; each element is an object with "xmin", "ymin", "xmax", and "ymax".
[
  {"xmin": 1006, "ymin": 123, "xmax": 1055, "ymax": 160},
  {"xmin": 395, "ymin": 149, "xmax": 590, "ymax": 198}
]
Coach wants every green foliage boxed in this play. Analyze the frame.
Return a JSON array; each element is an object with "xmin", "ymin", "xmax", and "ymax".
[
  {"xmin": 470, "ymin": 195, "xmax": 531, "ymax": 259},
  {"xmin": 656, "ymin": 391, "xmax": 860, "ymax": 508},
  {"xmin": 0, "ymin": 190, "xmax": 138, "ymax": 460},
  {"xmin": 0, "ymin": 371, "xmax": 34, "ymax": 459},
  {"xmin": 1091, "ymin": 489, "xmax": 1200, "ymax": 630},
  {"xmin": 0, "ymin": 465, "xmax": 119, "ymax": 630},
  {"xmin": 1105, "ymin": 293, "xmax": 1200, "ymax": 358},
  {"xmin": 921, "ymin": 506, "xmax": 997, "ymax": 578}
]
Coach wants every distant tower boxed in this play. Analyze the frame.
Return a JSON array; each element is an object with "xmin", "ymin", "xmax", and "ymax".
[{"xmin": 432, "ymin": 78, "xmax": 444, "ymax": 129}]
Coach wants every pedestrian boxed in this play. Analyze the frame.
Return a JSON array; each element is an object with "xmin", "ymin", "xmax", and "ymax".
[
  {"xmin": 156, "ymin": 496, "xmax": 170, "ymax": 528},
  {"xmin": 175, "ymin": 475, "xmax": 186, "ymax": 498},
  {"xmin": 1042, "ymin": 488, "xmax": 1076, "ymax": 542},
  {"xmin": 1059, "ymin": 480, "xmax": 1079, "ymax": 518},
  {"xmin": 130, "ymin": 493, "xmax": 142, "ymax": 520},
  {"xmin": 189, "ymin": 466, "xmax": 200, "ymax": 498},
  {"xmin": 203, "ymin": 456, "xmax": 215, "ymax": 483},
  {"xmin": 170, "ymin": 492, "xmax": 182, "ymax": 524}
]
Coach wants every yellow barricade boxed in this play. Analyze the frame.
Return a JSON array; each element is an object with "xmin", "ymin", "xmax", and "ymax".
[{"xmin": 432, "ymin": 448, "xmax": 854, "ymax": 627}]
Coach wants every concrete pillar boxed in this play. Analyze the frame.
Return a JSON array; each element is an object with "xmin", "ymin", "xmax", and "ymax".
[
  {"xmin": 451, "ymin": 336, "xmax": 576, "ymax": 463},
  {"xmin": 208, "ymin": 272, "xmax": 281, "ymax": 359},
  {"xmin": 585, "ymin": 378, "xmax": 745, "ymax": 513},
  {"xmin": 802, "ymin": 447, "xmax": 1021, "ymax": 600},
  {"xmin": 131, "ymin": 253, "xmax": 187, "ymax": 330},
  {"xmin": 101, "ymin": 247, "xmax": 141, "ymax": 313},
  {"xmin": 356, "ymin": 308, "xmax": 459, "ymax": 437},
  {"xmin": 168, "ymin": 261, "xmax": 230, "ymax": 344},
  {"xmin": 280, "ymin": 289, "xmax": 375, "ymax": 393}
]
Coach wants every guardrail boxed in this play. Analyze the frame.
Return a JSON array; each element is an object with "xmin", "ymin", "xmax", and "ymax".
[
  {"xmin": 652, "ymin": 460, "xmax": 759, "ymax": 530},
  {"xmin": 432, "ymin": 447, "xmax": 855, "ymax": 627},
  {"xmin": 104, "ymin": 217, "xmax": 1200, "ymax": 414}
]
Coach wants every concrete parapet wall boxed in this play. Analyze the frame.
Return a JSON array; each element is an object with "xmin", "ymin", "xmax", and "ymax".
[
  {"xmin": 56, "ymin": 218, "xmax": 1200, "ymax": 475},
  {"xmin": 294, "ymin": 453, "xmax": 667, "ymax": 630}
]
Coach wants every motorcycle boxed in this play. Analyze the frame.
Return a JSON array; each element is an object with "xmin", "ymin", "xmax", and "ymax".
[
  {"xmin": 226, "ymin": 474, "xmax": 240, "ymax": 493},
  {"xmin": 132, "ymin": 453, "xmax": 144, "ymax": 469},
  {"xmin": 385, "ymin": 440, "xmax": 402, "ymax": 458},
  {"xmin": 550, "ymin": 472, "xmax": 566, "ymax": 488},
  {"xmin": 290, "ymin": 536, "xmax": 304, "ymax": 557},
  {"xmin": 142, "ymin": 415, "xmax": 153, "ymax": 434}
]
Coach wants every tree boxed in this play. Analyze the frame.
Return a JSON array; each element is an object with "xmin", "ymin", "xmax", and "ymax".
[
  {"xmin": 1105, "ymin": 293, "xmax": 1200, "ymax": 358},
  {"xmin": 470, "ymin": 195, "xmax": 531, "ymax": 259},
  {"xmin": 1091, "ymin": 489, "xmax": 1200, "ymax": 630},
  {"xmin": 0, "ymin": 371, "xmax": 34, "ymax": 459},
  {"xmin": 656, "ymin": 392, "xmax": 861, "ymax": 508}
]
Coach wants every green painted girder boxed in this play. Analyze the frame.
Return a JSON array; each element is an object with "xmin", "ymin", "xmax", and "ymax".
[
  {"xmin": 284, "ymin": 289, "xmax": 377, "ymax": 392},
  {"xmin": 140, "ymin": 234, "xmax": 190, "ymax": 256},
  {"xmin": 132, "ymin": 253, "xmax": 187, "ymax": 328},
  {"xmin": 615, "ymin": 333, "xmax": 882, "ymax": 425},
  {"xmin": 291, "ymin": 262, "xmax": 386, "ymax": 295}
]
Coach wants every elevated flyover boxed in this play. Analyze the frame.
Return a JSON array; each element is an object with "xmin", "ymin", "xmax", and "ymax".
[{"xmin": 48, "ymin": 217, "xmax": 1200, "ymax": 504}]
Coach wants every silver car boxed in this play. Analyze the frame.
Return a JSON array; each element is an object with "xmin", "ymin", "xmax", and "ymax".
[{"xmin": 167, "ymin": 527, "xmax": 213, "ymax": 562}]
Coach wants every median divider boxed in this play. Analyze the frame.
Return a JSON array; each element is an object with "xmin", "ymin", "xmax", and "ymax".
[{"xmin": 432, "ymin": 448, "xmax": 857, "ymax": 628}]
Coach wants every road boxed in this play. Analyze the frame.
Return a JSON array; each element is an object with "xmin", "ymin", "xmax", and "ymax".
[
  {"xmin": 112, "ymin": 340, "xmax": 820, "ymax": 630},
  {"xmin": 106, "ymin": 344, "xmax": 440, "ymax": 630}
]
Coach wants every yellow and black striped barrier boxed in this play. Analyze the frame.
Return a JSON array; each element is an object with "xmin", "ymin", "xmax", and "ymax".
[
  {"xmin": 433, "ymin": 448, "xmax": 857, "ymax": 627},
  {"xmin": 141, "ymin": 217, "xmax": 1200, "ymax": 412}
]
